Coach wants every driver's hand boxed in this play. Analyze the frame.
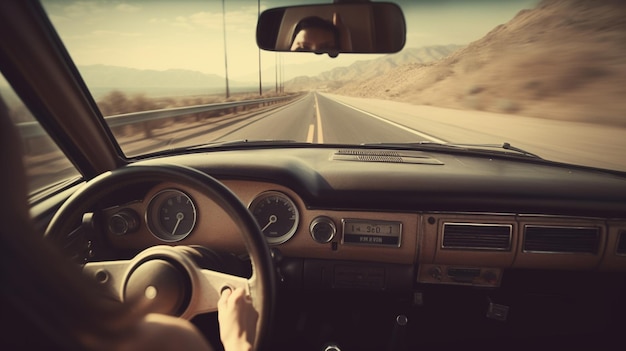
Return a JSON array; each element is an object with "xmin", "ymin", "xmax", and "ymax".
[{"xmin": 217, "ymin": 287, "xmax": 258, "ymax": 351}]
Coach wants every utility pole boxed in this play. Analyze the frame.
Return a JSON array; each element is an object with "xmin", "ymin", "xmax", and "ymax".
[
  {"xmin": 281, "ymin": 54, "xmax": 285, "ymax": 93},
  {"xmin": 277, "ymin": 53, "xmax": 282, "ymax": 94},
  {"xmin": 222, "ymin": 0, "xmax": 230, "ymax": 98},
  {"xmin": 258, "ymin": 0, "xmax": 262, "ymax": 96},
  {"xmin": 275, "ymin": 52, "xmax": 278, "ymax": 94}
]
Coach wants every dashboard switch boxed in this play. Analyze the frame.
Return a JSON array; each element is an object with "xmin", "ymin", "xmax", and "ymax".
[
  {"xmin": 486, "ymin": 301, "xmax": 509, "ymax": 322},
  {"xmin": 323, "ymin": 343, "xmax": 341, "ymax": 351}
]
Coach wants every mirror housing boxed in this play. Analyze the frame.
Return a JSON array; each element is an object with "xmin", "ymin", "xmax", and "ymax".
[{"xmin": 256, "ymin": 2, "xmax": 406, "ymax": 57}]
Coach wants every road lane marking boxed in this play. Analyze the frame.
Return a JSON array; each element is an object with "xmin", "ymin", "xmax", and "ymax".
[
  {"xmin": 314, "ymin": 94, "xmax": 324, "ymax": 143},
  {"xmin": 306, "ymin": 124, "xmax": 315, "ymax": 143},
  {"xmin": 325, "ymin": 96, "xmax": 447, "ymax": 143}
]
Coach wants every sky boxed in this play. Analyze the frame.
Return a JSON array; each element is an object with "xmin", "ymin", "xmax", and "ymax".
[{"xmin": 37, "ymin": 0, "xmax": 538, "ymax": 83}]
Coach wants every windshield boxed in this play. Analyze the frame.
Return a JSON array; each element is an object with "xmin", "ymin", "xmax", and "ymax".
[{"xmin": 40, "ymin": 0, "xmax": 626, "ymax": 173}]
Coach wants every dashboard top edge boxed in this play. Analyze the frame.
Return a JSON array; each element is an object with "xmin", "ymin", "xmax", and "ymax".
[{"xmin": 133, "ymin": 149, "xmax": 626, "ymax": 218}]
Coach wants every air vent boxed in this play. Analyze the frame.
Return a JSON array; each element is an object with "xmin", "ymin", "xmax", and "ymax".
[
  {"xmin": 523, "ymin": 226, "xmax": 600, "ymax": 254},
  {"xmin": 617, "ymin": 230, "xmax": 626, "ymax": 255},
  {"xmin": 442, "ymin": 223, "xmax": 512, "ymax": 250},
  {"xmin": 333, "ymin": 150, "xmax": 443, "ymax": 165}
]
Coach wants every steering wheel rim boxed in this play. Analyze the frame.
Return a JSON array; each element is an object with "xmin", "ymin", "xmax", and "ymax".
[{"xmin": 44, "ymin": 164, "xmax": 276, "ymax": 350}]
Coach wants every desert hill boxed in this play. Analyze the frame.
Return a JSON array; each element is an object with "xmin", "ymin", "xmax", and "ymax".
[
  {"xmin": 78, "ymin": 65, "xmax": 240, "ymax": 88},
  {"xmin": 333, "ymin": 0, "xmax": 626, "ymax": 125},
  {"xmin": 285, "ymin": 45, "xmax": 462, "ymax": 91}
]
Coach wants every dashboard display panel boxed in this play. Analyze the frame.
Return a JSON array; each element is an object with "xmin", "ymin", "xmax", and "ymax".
[{"xmin": 342, "ymin": 219, "xmax": 402, "ymax": 247}]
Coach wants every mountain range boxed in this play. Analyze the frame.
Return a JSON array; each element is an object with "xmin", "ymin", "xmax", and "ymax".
[
  {"xmin": 75, "ymin": 45, "xmax": 464, "ymax": 99},
  {"xmin": 77, "ymin": 64, "xmax": 254, "ymax": 99},
  {"xmin": 284, "ymin": 45, "xmax": 463, "ymax": 91},
  {"xmin": 332, "ymin": 0, "xmax": 626, "ymax": 125}
]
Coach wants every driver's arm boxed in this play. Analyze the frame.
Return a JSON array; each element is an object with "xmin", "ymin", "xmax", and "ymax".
[{"xmin": 124, "ymin": 287, "xmax": 258, "ymax": 351}]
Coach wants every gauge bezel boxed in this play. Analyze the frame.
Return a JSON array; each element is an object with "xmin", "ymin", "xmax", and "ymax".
[
  {"xmin": 310, "ymin": 216, "xmax": 337, "ymax": 243},
  {"xmin": 146, "ymin": 189, "xmax": 197, "ymax": 242},
  {"xmin": 248, "ymin": 190, "xmax": 300, "ymax": 245}
]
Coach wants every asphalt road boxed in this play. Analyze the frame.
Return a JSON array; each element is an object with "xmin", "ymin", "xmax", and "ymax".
[
  {"xmin": 188, "ymin": 91, "xmax": 626, "ymax": 173},
  {"xmin": 182, "ymin": 92, "xmax": 437, "ymax": 145},
  {"xmin": 25, "ymin": 91, "xmax": 626, "ymax": 193},
  {"xmin": 320, "ymin": 92, "xmax": 626, "ymax": 172}
]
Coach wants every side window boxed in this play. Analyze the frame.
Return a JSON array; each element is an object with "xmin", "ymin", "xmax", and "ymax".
[{"xmin": 1, "ymin": 73, "xmax": 80, "ymax": 197}]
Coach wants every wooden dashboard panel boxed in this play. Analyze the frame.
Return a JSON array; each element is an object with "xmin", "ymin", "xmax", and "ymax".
[
  {"xmin": 105, "ymin": 180, "xmax": 418, "ymax": 264},
  {"xmin": 103, "ymin": 180, "xmax": 625, "ymax": 275}
]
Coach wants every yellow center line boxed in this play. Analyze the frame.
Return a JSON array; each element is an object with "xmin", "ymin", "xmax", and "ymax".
[
  {"xmin": 306, "ymin": 124, "xmax": 315, "ymax": 143},
  {"xmin": 314, "ymin": 93, "xmax": 324, "ymax": 143}
]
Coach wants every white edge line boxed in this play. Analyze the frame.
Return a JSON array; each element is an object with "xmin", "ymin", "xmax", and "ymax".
[{"xmin": 325, "ymin": 95, "xmax": 447, "ymax": 144}]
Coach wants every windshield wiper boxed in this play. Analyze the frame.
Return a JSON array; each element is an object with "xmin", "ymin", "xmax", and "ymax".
[
  {"xmin": 188, "ymin": 139, "xmax": 301, "ymax": 150},
  {"xmin": 362, "ymin": 141, "xmax": 542, "ymax": 159},
  {"xmin": 502, "ymin": 142, "xmax": 541, "ymax": 158},
  {"xmin": 449, "ymin": 142, "xmax": 542, "ymax": 159}
]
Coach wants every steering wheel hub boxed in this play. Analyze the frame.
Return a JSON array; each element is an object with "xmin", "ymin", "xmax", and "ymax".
[{"xmin": 124, "ymin": 258, "xmax": 190, "ymax": 316}]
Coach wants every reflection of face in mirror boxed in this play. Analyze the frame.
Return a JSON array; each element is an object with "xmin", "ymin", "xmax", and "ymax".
[
  {"xmin": 257, "ymin": 3, "xmax": 405, "ymax": 54},
  {"xmin": 290, "ymin": 16, "xmax": 340, "ymax": 52}
]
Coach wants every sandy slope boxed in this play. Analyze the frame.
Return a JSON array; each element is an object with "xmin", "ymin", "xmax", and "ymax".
[
  {"xmin": 285, "ymin": 45, "xmax": 462, "ymax": 91},
  {"xmin": 334, "ymin": 0, "xmax": 626, "ymax": 126}
]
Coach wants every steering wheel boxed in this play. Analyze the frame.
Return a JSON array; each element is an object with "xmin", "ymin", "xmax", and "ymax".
[{"xmin": 44, "ymin": 164, "xmax": 276, "ymax": 350}]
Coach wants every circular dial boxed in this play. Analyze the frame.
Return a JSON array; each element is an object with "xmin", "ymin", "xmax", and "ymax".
[
  {"xmin": 310, "ymin": 216, "xmax": 336, "ymax": 243},
  {"xmin": 248, "ymin": 191, "xmax": 299, "ymax": 245},
  {"xmin": 147, "ymin": 189, "xmax": 197, "ymax": 242}
]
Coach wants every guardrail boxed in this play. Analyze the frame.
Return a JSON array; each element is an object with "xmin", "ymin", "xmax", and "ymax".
[{"xmin": 18, "ymin": 94, "xmax": 298, "ymax": 139}]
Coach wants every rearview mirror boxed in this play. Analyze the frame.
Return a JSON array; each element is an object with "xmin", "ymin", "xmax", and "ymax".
[{"xmin": 256, "ymin": 2, "xmax": 406, "ymax": 57}]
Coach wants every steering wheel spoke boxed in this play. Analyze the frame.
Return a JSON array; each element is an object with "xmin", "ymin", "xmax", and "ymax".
[
  {"xmin": 83, "ymin": 245, "xmax": 251, "ymax": 319},
  {"xmin": 83, "ymin": 259, "xmax": 132, "ymax": 302}
]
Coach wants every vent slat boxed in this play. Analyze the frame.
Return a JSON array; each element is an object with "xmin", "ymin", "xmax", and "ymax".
[
  {"xmin": 442, "ymin": 223, "xmax": 512, "ymax": 250},
  {"xmin": 337, "ymin": 149, "xmax": 401, "ymax": 157},
  {"xmin": 523, "ymin": 226, "xmax": 599, "ymax": 254},
  {"xmin": 332, "ymin": 150, "xmax": 444, "ymax": 165},
  {"xmin": 357, "ymin": 155, "xmax": 403, "ymax": 163}
]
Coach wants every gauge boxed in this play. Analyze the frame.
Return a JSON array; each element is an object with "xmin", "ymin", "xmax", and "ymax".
[
  {"xmin": 147, "ymin": 189, "xmax": 197, "ymax": 242},
  {"xmin": 248, "ymin": 191, "xmax": 299, "ymax": 245}
]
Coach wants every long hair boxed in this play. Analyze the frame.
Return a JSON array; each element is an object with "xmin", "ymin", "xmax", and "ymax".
[{"xmin": 0, "ymin": 96, "xmax": 145, "ymax": 350}]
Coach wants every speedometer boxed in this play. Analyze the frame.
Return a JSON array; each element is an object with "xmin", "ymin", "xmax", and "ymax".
[
  {"xmin": 147, "ymin": 189, "xmax": 197, "ymax": 242},
  {"xmin": 248, "ymin": 191, "xmax": 299, "ymax": 245}
]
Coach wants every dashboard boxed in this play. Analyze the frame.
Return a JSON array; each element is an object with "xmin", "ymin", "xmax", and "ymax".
[{"xmin": 96, "ymin": 147, "xmax": 626, "ymax": 291}]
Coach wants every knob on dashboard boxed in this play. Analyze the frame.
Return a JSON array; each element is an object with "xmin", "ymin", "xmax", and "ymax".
[
  {"xmin": 108, "ymin": 209, "xmax": 140, "ymax": 235},
  {"xmin": 322, "ymin": 343, "xmax": 341, "ymax": 351},
  {"xmin": 429, "ymin": 266, "xmax": 443, "ymax": 281},
  {"xmin": 309, "ymin": 216, "xmax": 336, "ymax": 243}
]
